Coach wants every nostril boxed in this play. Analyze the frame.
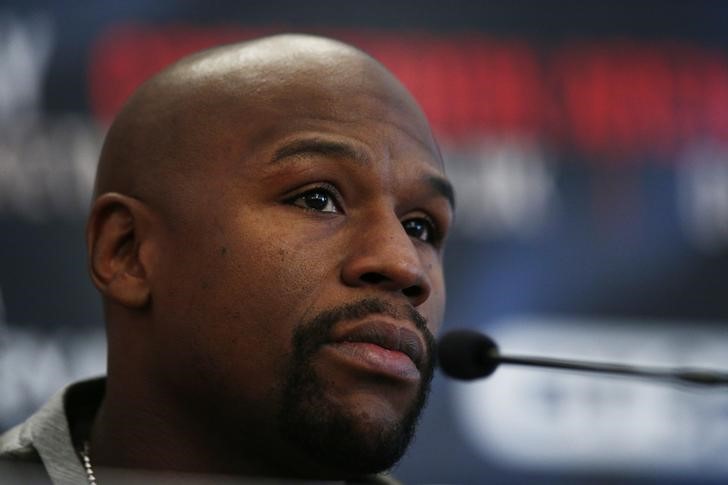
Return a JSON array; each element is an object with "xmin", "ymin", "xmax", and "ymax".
[
  {"xmin": 360, "ymin": 272, "xmax": 386, "ymax": 284},
  {"xmin": 402, "ymin": 285, "xmax": 423, "ymax": 298},
  {"xmin": 357, "ymin": 272, "xmax": 425, "ymax": 301}
]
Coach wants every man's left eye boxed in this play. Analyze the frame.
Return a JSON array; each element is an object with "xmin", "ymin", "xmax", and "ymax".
[
  {"xmin": 402, "ymin": 218, "xmax": 436, "ymax": 243},
  {"xmin": 290, "ymin": 188, "xmax": 340, "ymax": 213}
]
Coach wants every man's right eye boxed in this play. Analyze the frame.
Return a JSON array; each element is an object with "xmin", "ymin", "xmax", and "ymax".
[{"xmin": 287, "ymin": 186, "xmax": 341, "ymax": 213}]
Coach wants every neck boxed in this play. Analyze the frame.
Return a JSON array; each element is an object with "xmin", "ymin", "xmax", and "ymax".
[{"xmin": 88, "ymin": 374, "xmax": 350, "ymax": 481}]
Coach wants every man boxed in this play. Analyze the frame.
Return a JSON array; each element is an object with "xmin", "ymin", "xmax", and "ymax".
[{"xmin": 0, "ymin": 33, "xmax": 454, "ymax": 483}]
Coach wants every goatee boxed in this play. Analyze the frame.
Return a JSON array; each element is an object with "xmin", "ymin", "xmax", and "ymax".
[{"xmin": 278, "ymin": 298, "xmax": 436, "ymax": 476}]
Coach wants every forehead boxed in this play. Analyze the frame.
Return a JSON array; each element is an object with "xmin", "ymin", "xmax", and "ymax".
[
  {"xmin": 248, "ymin": 104, "xmax": 443, "ymax": 175},
  {"xmin": 177, "ymin": 47, "xmax": 444, "ymax": 170},
  {"xmin": 253, "ymin": 95, "xmax": 443, "ymax": 196}
]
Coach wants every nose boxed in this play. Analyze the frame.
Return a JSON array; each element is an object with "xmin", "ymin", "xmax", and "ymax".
[{"xmin": 341, "ymin": 212, "xmax": 432, "ymax": 307}]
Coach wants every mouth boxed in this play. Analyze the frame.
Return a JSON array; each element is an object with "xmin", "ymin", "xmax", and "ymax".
[{"xmin": 325, "ymin": 320, "xmax": 427, "ymax": 380}]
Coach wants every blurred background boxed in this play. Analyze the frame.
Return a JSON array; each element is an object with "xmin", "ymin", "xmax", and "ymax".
[{"xmin": 1, "ymin": 1, "xmax": 728, "ymax": 483}]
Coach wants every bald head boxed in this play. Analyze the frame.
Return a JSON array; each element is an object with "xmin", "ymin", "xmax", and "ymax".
[{"xmin": 93, "ymin": 34, "xmax": 437, "ymax": 217}]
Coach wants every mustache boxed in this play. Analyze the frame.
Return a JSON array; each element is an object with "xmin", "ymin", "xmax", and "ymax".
[{"xmin": 292, "ymin": 298, "xmax": 436, "ymax": 367}]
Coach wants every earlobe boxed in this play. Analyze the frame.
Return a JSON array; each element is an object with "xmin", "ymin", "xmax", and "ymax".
[{"xmin": 87, "ymin": 193, "xmax": 152, "ymax": 309}]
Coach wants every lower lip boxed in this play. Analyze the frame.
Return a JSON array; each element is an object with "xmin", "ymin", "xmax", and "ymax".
[{"xmin": 324, "ymin": 342, "xmax": 421, "ymax": 381}]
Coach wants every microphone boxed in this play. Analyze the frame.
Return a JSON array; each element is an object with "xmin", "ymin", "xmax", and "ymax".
[{"xmin": 437, "ymin": 329, "xmax": 728, "ymax": 386}]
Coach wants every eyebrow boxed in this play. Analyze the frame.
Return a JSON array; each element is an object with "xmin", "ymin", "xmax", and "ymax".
[
  {"xmin": 271, "ymin": 137, "xmax": 455, "ymax": 209},
  {"xmin": 429, "ymin": 175, "xmax": 456, "ymax": 210},
  {"xmin": 271, "ymin": 138, "xmax": 370, "ymax": 165}
]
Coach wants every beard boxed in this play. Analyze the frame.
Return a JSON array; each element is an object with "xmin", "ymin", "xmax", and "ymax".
[{"xmin": 277, "ymin": 298, "xmax": 436, "ymax": 477}]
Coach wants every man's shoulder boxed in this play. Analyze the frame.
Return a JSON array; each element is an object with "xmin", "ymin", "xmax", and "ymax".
[
  {"xmin": 0, "ymin": 420, "xmax": 41, "ymax": 462},
  {"xmin": 0, "ymin": 377, "xmax": 105, "ymax": 484}
]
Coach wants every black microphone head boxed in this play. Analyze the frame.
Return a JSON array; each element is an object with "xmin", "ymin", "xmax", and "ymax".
[{"xmin": 438, "ymin": 329, "xmax": 500, "ymax": 380}]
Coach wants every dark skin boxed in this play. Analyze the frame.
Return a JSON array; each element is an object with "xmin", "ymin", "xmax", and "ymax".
[{"xmin": 86, "ymin": 34, "xmax": 454, "ymax": 480}]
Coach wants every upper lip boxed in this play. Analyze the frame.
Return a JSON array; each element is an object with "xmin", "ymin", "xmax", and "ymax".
[{"xmin": 330, "ymin": 320, "xmax": 426, "ymax": 370}]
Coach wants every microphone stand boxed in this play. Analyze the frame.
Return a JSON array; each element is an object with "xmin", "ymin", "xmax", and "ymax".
[
  {"xmin": 439, "ymin": 329, "xmax": 728, "ymax": 387},
  {"xmin": 493, "ymin": 353, "xmax": 728, "ymax": 387}
]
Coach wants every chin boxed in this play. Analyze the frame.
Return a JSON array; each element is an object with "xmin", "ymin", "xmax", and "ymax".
[
  {"xmin": 280, "ymin": 394, "xmax": 417, "ymax": 475},
  {"xmin": 277, "ymin": 365, "xmax": 430, "ymax": 476},
  {"xmin": 338, "ymin": 389, "xmax": 414, "ymax": 430}
]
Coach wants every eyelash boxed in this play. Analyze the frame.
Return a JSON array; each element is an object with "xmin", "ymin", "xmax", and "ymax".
[
  {"xmin": 284, "ymin": 183, "xmax": 343, "ymax": 213},
  {"xmin": 403, "ymin": 215, "xmax": 442, "ymax": 247},
  {"xmin": 285, "ymin": 184, "xmax": 443, "ymax": 247}
]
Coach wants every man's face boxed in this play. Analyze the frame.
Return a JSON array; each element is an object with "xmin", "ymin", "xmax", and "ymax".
[{"xmin": 146, "ymin": 59, "xmax": 453, "ymax": 475}]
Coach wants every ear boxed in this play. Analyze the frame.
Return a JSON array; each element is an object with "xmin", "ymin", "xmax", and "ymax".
[{"xmin": 86, "ymin": 193, "xmax": 155, "ymax": 309}]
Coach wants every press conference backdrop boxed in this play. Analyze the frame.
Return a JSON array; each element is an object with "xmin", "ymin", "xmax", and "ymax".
[{"xmin": 1, "ymin": 2, "xmax": 728, "ymax": 484}]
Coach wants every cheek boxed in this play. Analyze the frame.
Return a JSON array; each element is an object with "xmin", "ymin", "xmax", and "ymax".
[
  {"xmin": 148, "ymin": 212, "xmax": 337, "ymax": 397},
  {"xmin": 223, "ymin": 228, "xmax": 330, "ymax": 317},
  {"xmin": 424, "ymin": 265, "xmax": 447, "ymax": 335},
  {"xmin": 171, "ymin": 210, "xmax": 326, "ymax": 311}
]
